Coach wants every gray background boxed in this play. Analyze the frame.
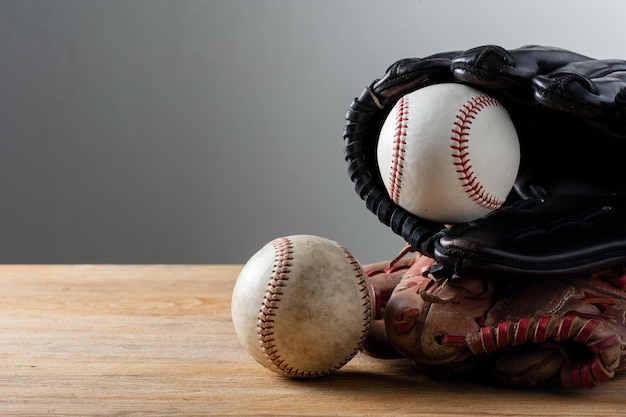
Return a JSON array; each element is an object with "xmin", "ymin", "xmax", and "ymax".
[{"xmin": 2, "ymin": 0, "xmax": 626, "ymax": 264}]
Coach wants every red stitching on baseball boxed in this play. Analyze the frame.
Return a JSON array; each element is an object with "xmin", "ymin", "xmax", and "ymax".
[
  {"xmin": 388, "ymin": 95, "xmax": 409, "ymax": 204},
  {"xmin": 451, "ymin": 95, "xmax": 506, "ymax": 210},
  {"xmin": 258, "ymin": 238, "xmax": 370, "ymax": 378},
  {"xmin": 258, "ymin": 237, "xmax": 302, "ymax": 374}
]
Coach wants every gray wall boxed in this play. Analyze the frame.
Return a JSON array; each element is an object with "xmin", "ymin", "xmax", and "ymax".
[{"xmin": 2, "ymin": 0, "xmax": 626, "ymax": 264}]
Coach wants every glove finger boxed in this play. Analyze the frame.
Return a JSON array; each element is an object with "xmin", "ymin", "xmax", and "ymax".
[
  {"xmin": 433, "ymin": 194, "xmax": 626, "ymax": 280},
  {"xmin": 450, "ymin": 45, "xmax": 591, "ymax": 102},
  {"xmin": 533, "ymin": 59, "xmax": 626, "ymax": 115},
  {"xmin": 362, "ymin": 252, "xmax": 423, "ymax": 359},
  {"xmin": 532, "ymin": 59, "xmax": 626, "ymax": 138},
  {"xmin": 367, "ymin": 52, "xmax": 459, "ymax": 106}
]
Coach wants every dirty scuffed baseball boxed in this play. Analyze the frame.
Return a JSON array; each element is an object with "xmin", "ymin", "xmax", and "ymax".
[{"xmin": 231, "ymin": 234, "xmax": 373, "ymax": 377}]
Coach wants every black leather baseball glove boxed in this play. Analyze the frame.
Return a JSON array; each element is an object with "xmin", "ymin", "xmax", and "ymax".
[{"xmin": 344, "ymin": 45, "xmax": 626, "ymax": 279}]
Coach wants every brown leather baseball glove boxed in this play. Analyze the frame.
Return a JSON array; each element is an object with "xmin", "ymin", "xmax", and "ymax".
[{"xmin": 365, "ymin": 250, "xmax": 626, "ymax": 388}]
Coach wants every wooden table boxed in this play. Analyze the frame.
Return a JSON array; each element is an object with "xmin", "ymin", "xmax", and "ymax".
[{"xmin": 1, "ymin": 265, "xmax": 625, "ymax": 416}]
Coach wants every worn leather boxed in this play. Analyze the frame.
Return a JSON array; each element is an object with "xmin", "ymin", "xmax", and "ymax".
[{"xmin": 381, "ymin": 252, "xmax": 626, "ymax": 388}]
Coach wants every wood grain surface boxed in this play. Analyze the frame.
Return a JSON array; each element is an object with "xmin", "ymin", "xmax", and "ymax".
[{"xmin": 0, "ymin": 265, "xmax": 624, "ymax": 416}]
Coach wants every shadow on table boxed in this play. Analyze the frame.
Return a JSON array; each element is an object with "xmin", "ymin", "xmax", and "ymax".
[{"xmin": 288, "ymin": 358, "xmax": 589, "ymax": 400}]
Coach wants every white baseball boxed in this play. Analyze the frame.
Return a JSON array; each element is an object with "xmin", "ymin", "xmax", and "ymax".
[
  {"xmin": 377, "ymin": 83, "xmax": 520, "ymax": 224},
  {"xmin": 231, "ymin": 234, "xmax": 373, "ymax": 377}
]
